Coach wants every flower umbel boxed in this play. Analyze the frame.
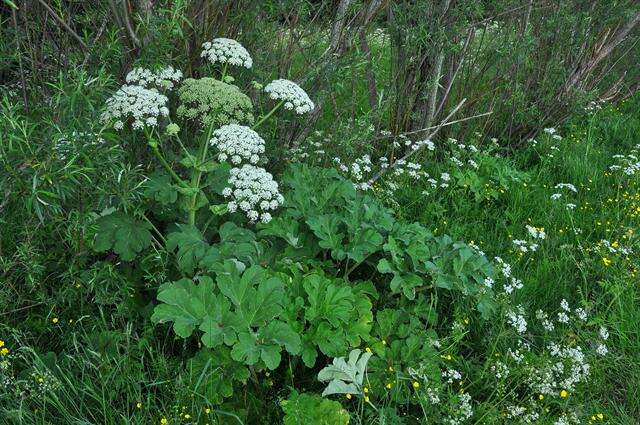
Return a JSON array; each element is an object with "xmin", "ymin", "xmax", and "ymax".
[
  {"xmin": 101, "ymin": 85, "xmax": 169, "ymax": 131},
  {"xmin": 201, "ymin": 38, "xmax": 253, "ymax": 68},
  {"xmin": 264, "ymin": 79, "xmax": 314, "ymax": 114}
]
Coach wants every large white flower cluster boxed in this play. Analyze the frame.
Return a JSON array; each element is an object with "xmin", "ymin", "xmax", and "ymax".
[
  {"xmin": 222, "ymin": 165, "xmax": 283, "ymax": 223},
  {"xmin": 101, "ymin": 85, "xmax": 169, "ymax": 130},
  {"xmin": 209, "ymin": 124, "xmax": 265, "ymax": 165},
  {"xmin": 264, "ymin": 79, "xmax": 314, "ymax": 114},
  {"xmin": 201, "ymin": 38, "xmax": 253, "ymax": 69},
  {"xmin": 126, "ymin": 66, "xmax": 183, "ymax": 89}
]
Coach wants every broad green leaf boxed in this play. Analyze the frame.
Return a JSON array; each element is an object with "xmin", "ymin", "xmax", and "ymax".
[
  {"xmin": 303, "ymin": 274, "xmax": 352, "ymax": 327},
  {"xmin": 216, "ymin": 263, "xmax": 286, "ymax": 329},
  {"xmin": 231, "ymin": 332, "xmax": 261, "ymax": 365},
  {"xmin": 318, "ymin": 349, "xmax": 372, "ymax": 396},
  {"xmin": 260, "ymin": 320, "xmax": 301, "ymax": 355},
  {"xmin": 144, "ymin": 172, "xmax": 178, "ymax": 205},
  {"xmin": 307, "ymin": 215, "xmax": 344, "ymax": 259},
  {"xmin": 151, "ymin": 276, "xmax": 217, "ymax": 338},
  {"xmin": 166, "ymin": 224, "xmax": 210, "ymax": 274},
  {"xmin": 93, "ymin": 212, "xmax": 152, "ymax": 261},
  {"xmin": 281, "ymin": 392, "xmax": 349, "ymax": 425}
]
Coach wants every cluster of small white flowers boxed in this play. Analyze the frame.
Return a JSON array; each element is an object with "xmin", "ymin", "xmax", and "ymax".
[
  {"xmin": 101, "ymin": 85, "xmax": 169, "ymax": 130},
  {"xmin": 543, "ymin": 127, "xmax": 563, "ymax": 140},
  {"xmin": 599, "ymin": 239, "xmax": 632, "ymax": 255},
  {"xmin": 201, "ymin": 38, "xmax": 253, "ymax": 68},
  {"xmin": 505, "ymin": 405, "xmax": 526, "ymax": 419},
  {"xmin": 596, "ymin": 326, "xmax": 610, "ymax": 356},
  {"xmin": 125, "ymin": 66, "xmax": 183, "ymax": 89},
  {"xmin": 555, "ymin": 183, "xmax": 577, "ymax": 193},
  {"xmin": 426, "ymin": 387, "xmax": 440, "ymax": 404},
  {"xmin": 513, "ymin": 239, "xmax": 539, "ymax": 253},
  {"xmin": 491, "ymin": 361, "xmax": 510, "ymax": 379},
  {"xmin": 209, "ymin": 124, "xmax": 265, "ymax": 165},
  {"xmin": 494, "ymin": 257, "xmax": 524, "ymax": 294},
  {"xmin": 536, "ymin": 309, "xmax": 555, "ymax": 332},
  {"xmin": 584, "ymin": 100, "xmax": 604, "ymax": 112},
  {"xmin": 442, "ymin": 368, "xmax": 462, "ymax": 384},
  {"xmin": 507, "ymin": 305, "xmax": 528, "ymax": 334},
  {"xmin": 223, "ymin": 165, "xmax": 283, "ymax": 223},
  {"xmin": 609, "ymin": 145, "xmax": 640, "ymax": 175},
  {"xmin": 555, "ymin": 413, "xmax": 581, "ymax": 425},
  {"xmin": 513, "ymin": 225, "xmax": 546, "ymax": 253},
  {"xmin": 264, "ymin": 79, "xmax": 314, "ymax": 114},
  {"xmin": 526, "ymin": 225, "xmax": 546, "ymax": 240},
  {"xmin": 444, "ymin": 393, "xmax": 473, "ymax": 425}
]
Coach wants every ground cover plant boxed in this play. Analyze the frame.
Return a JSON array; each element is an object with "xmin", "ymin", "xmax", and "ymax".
[{"xmin": 1, "ymin": 2, "xmax": 640, "ymax": 424}]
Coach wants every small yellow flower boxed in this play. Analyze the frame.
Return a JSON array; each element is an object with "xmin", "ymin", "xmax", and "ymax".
[
  {"xmin": 388, "ymin": 366, "xmax": 394, "ymax": 372},
  {"xmin": 0, "ymin": 348, "xmax": 9, "ymax": 356},
  {"xmin": 160, "ymin": 419, "xmax": 168, "ymax": 425},
  {"xmin": 412, "ymin": 381, "xmax": 420, "ymax": 389},
  {"xmin": 602, "ymin": 257, "xmax": 612, "ymax": 266},
  {"xmin": 0, "ymin": 340, "xmax": 4, "ymax": 348},
  {"xmin": 385, "ymin": 383, "xmax": 392, "ymax": 389},
  {"xmin": 136, "ymin": 402, "xmax": 142, "ymax": 409},
  {"xmin": 345, "ymin": 393, "xmax": 352, "ymax": 400},
  {"xmin": 363, "ymin": 387, "xmax": 369, "ymax": 393},
  {"xmin": 538, "ymin": 394, "xmax": 544, "ymax": 400},
  {"xmin": 365, "ymin": 347, "xmax": 372, "ymax": 353},
  {"xmin": 205, "ymin": 408, "xmax": 211, "ymax": 414},
  {"xmin": 560, "ymin": 389, "xmax": 569, "ymax": 398},
  {"xmin": 364, "ymin": 396, "xmax": 370, "ymax": 402},
  {"xmin": 183, "ymin": 414, "xmax": 191, "ymax": 419},
  {"xmin": 52, "ymin": 318, "xmax": 59, "ymax": 324},
  {"xmin": 382, "ymin": 339, "xmax": 387, "ymax": 345},
  {"xmin": 597, "ymin": 413, "xmax": 604, "ymax": 420}
]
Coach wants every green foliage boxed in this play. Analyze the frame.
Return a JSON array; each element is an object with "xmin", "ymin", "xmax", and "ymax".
[
  {"xmin": 93, "ymin": 212, "xmax": 153, "ymax": 261},
  {"xmin": 152, "ymin": 261, "xmax": 300, "ymax": 370},
  {"xmin": 177, "ymin": 77, "xmax": 254, "ymax": 128},
  {"xmin": 317, "ymin": 349, "xmax": 372, "ymax": 396},
  {"xmin": 281, "ymin": 392, "xmax": 350, "ymax": 425}
]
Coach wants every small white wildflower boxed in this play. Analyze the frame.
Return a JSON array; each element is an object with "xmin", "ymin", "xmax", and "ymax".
[
  {"xmin": 101, "ymin": 85, "xmax": 169, "ymax": 131},
  {"xmin": 595, "ymin": 343, "xmax": 608, "ymax": 356},
  {"xmin": 209, "ymin": 124, "xmax": 265, "ymax": 165},
  {"xmin": 126, "ymin": 66, "xmax": 183, "ymax": 89},
  {"xmin": 599, "ymin": 326, "xmax": 609, "ymax": 340},
  {"xmin": 264, "ymin": 79, "xmax": 314, "ymax": 114},
  {"xmin": 225, "ymin": 165, "xmax": 283, "ymax": 222},
  {"xmin": 201, "ymin": 38, "xmax": 253, "ymax": 68}
]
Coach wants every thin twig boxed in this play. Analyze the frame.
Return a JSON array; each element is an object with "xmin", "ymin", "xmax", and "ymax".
[{"xmin": 36, "ymin": 0, "xmax": 88, "ymax": 51}]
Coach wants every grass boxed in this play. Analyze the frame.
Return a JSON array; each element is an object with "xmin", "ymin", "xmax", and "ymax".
[{"xmin": 1, "ymin": 41, "xmax": 640, "ymax": 425}]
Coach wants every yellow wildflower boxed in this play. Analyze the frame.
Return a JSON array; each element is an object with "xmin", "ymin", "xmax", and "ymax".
[{"xmin": 560, "ymin": 389, "xmax": 569, "ymax": 398}]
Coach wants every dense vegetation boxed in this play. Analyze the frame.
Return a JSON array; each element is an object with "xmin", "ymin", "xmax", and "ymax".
[{"xmin": 1, "ymin": 1, "xmax": 639, "ymax": 424}]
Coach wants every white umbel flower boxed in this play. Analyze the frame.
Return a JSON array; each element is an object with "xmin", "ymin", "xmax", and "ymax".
[
  {"xmin": 209, "ymin": 124, "xmax": 265, "ymax": 165},
  {"xmin": 201, "ymin": 38, "xmax": 253, "ymax": 68},
  {"xmin": 264, "ymin": 79, "xmax": 314, "ymax": 114},
  {"xmin": 126, "ymin": 66, "xmax": 183, "ymax": 89},
  {"xmin": 224, "ymin": 165, "xmax": 283, "ymax": 223},
  {"xmin": 101, "ymin": 85, "xmax": 169, "ymax": 131}
]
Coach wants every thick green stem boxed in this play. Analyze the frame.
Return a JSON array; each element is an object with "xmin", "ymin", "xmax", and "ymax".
[
  {"xmin": 252, "ymin": 100, "xmax": 285, "ymax": 130},
  {"xmin": 221, "ymin": 63, "xmax": 228, "ymax": 81},
  {"xmin": 151, "ymin": 146, "xmax": 188, "ymax": 188},
  {"xmin": 187, "ymin": 124, "xmax": 214, "ymax": 226}
]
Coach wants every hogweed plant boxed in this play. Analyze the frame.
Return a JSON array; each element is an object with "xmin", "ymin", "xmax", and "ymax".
[
  {"xmin": 88, "ymin": 37, "xmax": 616, "ymax": 425},
  {"xmin": 99, "ymin": 38, "xmax": 310, "ymax": 227}
]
